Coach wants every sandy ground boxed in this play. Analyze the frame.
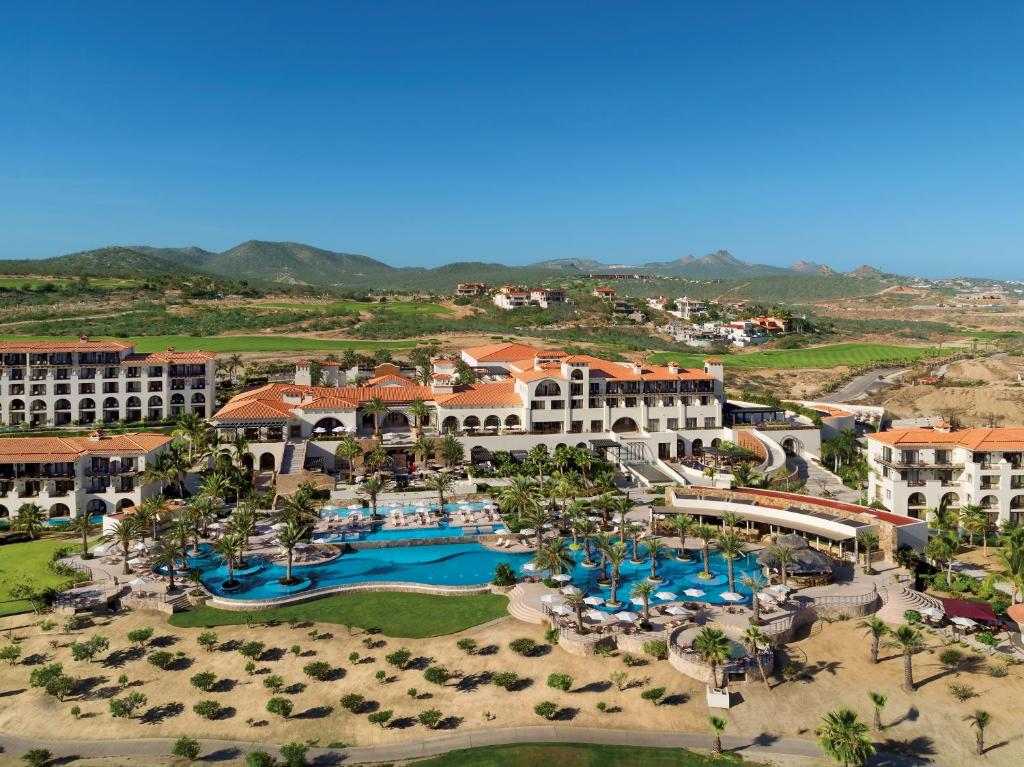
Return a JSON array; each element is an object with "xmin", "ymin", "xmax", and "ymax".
[
  {"xmin": 0, "ymin": 607, "xmax": 1022, "ymax": 764},
  {"xmin": 876, "ymin": 382, "xmax": 1024, "ymax": 426}
]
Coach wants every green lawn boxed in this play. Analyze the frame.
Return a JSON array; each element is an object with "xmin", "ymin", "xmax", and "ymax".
[
  {"xmin": 168, "ymin": 592, "xmax": 508, "ymax": 637},
  {"xmin": 0, "ymin": 334, "xmax": 420, "ymax": 354},
  {"xmin": 649, "ymin": 342, "xmax": 941, "ymax": 370},
  {"xmin": 0, "ymin": 277, "xmax": 141, "ymax": 290},
  {"xmin": 0, "ymin": 535, "xmax": 86, "ymax": 617},
  {"xmin": 412, "ymin": 744, "xmax": 746, "ymax": 767}
]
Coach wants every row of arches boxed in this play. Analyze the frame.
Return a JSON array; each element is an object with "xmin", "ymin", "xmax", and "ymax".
[
  {"xmin": 0, "ymin": 497, "xmax": 136, "ymax": 519},
  {"xmin": 5, "ymin": 393, "xmax": 205, "ymax": 413},
  {"xmin": 440, "ymin": 414, "xmax": 522, "ymax": 433},
  {"xmin": 906, "ymin": 491, "xmax": 1024, "ymax": 513}
]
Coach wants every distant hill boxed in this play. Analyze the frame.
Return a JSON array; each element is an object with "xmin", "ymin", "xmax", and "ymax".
[{"xmin": 0, "ymin": 246, "xmax": 196, "ymax": 279}]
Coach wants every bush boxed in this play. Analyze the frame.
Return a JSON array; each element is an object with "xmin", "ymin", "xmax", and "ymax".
[
  {"xmin": 197, "ymin": 631, "xmax": 219, "ymax": 652},
  {"xmin": 596, "ymin": 701, "xmax": 607, "ymax": 712},
  {"xmin": 492, "ymin": 671, "xmax": 519, "ymax": 690},
  {"xmin": 303, "ymin": 661, "xmax": 332, "ymax": 680},
  {"xmin": 29, "ymin": 663, "xmax": 64, "ymax": 689},
  {"xmin": 368, "ymin": 709, "xmax": 393, "ymax": 728},
  {"xmin": 21, "ymin": 749, "xmax": 51, "ymax": 767},
  {"xmin": 263, "ymin": 674, "xmax": 285, "ymax": 693},
  {"xmin": 939, "ymin": 649, "xmax": 964, "ymax": 672},
  {"xmin": 423, "ymin": 666, "xmax": 450, "ymax": 686},
  {"xmin": 508, "ymin": 638, "xmax": 536, "ymax": 656},
  {"xmin": 385, "ymin": 648, "xmax": 412, "ymax": 669},
  {"xmin": 245, "ymin": 751, "xmax": 275, "ymax": 767},
  {"xmin": 544, "ymin": 627, "xmax": 559, "ymax": 644},
  {"xmin": 147, "ymin": 650, "xmax": 174, "ymax": 670},
  {"xmin": 947, "ymin": 683, "xmax": 975, "ymax": 701},
  {"xmin": 70, "ymin": 635, "xmax": 109, "ymax": 663},
  {"xmin": 238, "ymin": 641, "xmax": 265, "ymax": 660},
  {"xmin": 190, "ymin": 671, "xmax": 217, "ymax": 692},
  {"xmin": 266, "ymin": 697, "xmax": 293, "ymax": 719},
  {"xmin": 70, "ymin": 705, "xmax": 81, "ymax": 719},
  {"xmin": 643, "ymin": 640, "xmax": 668, "ymax": 660},
  {"xmin": 904, "ymin": 609, "xmax": 922, "ymax": 625},
  {"xmin": 546, "ymin": 673, "xmax": 572, "ymax": 692},
  {"xmin": 127, "ymin": 627, "xmax": 154, "ymax": 648},
  {"xmin": 456, "ymin": 638, "xmax": 477, "ymax": 654},
  {"xmin": 641, "ymin": 686, "xmax": 666, "ymax": 705},
  {"xmin": 193, "ymin": 700, "xmax": 222, "ymax": 720},
  {"xmin": 609, "ymin": 671, "xmax": 629, "ymax": 691},
  {"xmin": 418, "ymin": 708, "xmax": 443, "ymax": 729},
  {"xmin": 172, "ymin": 735, "xmax": 201, "ymax": 762},
  {"xmin": 348, "ymin": 651, "xmax": 360, "ymax": 663},
  {"xmin": 0, "ymin": 643, "xmax": 22, "ymax": 665},
  {"xmin": 279, "ymin": 742, "xmax": 309, "ymax": 767},
  {"xmin": 534, "ymin": 701, "xmax": 558, "ymax": 720},
  {"xmin": 118, "ymin": 673, "xmax": 129, "ymax": 689},
  {"xmin": 109, "ymin": 692, "xmax": 148, "ymax": 718},
  {"xmin": 339, "ymin": 693, "xmax": 365, "ymax": 712}
]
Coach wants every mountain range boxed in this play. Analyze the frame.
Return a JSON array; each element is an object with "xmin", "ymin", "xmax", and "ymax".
[{"xmin": 0, "ymin": 241, "xmax": 897, "ymax": 290}]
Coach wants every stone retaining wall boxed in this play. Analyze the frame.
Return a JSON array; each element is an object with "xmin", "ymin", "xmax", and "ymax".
[{"xmin": 205, "ymin": 580, "xmax": 495, "ymax": 611}]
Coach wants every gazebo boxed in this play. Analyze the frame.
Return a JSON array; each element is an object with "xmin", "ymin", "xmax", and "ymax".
[{"xmin": 757, "ymin": 533, "xmax": 834, "ymax": 579}]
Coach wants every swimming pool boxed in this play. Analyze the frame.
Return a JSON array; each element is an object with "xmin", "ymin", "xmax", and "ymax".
[
  {"xmin": 45, "ymin": 514, "xmax": 104, "ymax": 527},
  {"xmin": 321, "ymin": 500, "xmax": 494, "ymax": 518},
  {"xmin": 314, "ymin": 524, "xmax": 467, "ymax": 543}
]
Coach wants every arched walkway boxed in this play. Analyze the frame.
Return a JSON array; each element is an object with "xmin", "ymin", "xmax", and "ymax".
[
  {"xmin": 259, "ymin": 452, "xmax": 276, "ymax": 471},
  {"xmin": 504, "ymin": 414, "xmax": 521, "ymax": 428},
  {"xmin": 441, "ymin": 416, "xmax": 459, "ymax": 434},
  {"xmin": 611, "ymin": 417, "xmax": 639, "ymax": 434},
  {"xmin": 781, "ymin": 437, "xmax": 803, "ymax": 456},
  {"xmin": 86, "ymin": 499, "xmax": 107, "ymax": 515},
  {"xmin": 48, "ymin": 503, "xmax": 70, "ymax": 519}
]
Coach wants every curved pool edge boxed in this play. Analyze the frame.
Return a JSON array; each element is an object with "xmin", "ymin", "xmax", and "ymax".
[{"xmin": 202, "ymin": 579, "xmax": 505, "ymax": 611}]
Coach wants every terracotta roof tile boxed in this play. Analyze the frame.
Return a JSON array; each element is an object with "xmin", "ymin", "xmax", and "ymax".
[
  {"xmin": 434, "ymin": 380, "xmax": 523, "ymax": 407},
  {"xmin": 461, "ymin": 342, "xmax": 548, "ymax": 363},
  {"xmin": 869, "ymin": 427, "xmax": 1024, "ymax": 451},
  {"xmin": 0, "ymin": 433, "xmax": 172, "ymax": 463}
]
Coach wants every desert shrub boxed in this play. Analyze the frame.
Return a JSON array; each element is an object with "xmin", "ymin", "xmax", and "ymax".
[
  {"xmin": 197, "ymin": 631, "xmax": 219, "ymax": 652},
  {"xmin": 641, "ymin": 686, "xmax": 666, "ymax": 705},
  {"xmin": 266, "ymin": 697, "xmax": 293, "ymax": 719},
  {"xmin": 508, "ymin": 638, "xmax": 536, "ymax": 656},
  {"xmin": 279, "ymin": 742, "xmax": 309, "ymax": 767},
  {"xmin": 610, "ymin": 671, "xmax": 629, "ymax": 691},
  {"xmin": 456, "ymin": 638, "xmax": 477, "ymax": 654},
  {"xmin": 109, "ymin": 692, "xmax": 147, "ymax": 718},
  {"xmin": 245, "ymin": 751, "xmax": 275, "ymax": 767},
  {"xmin": 546, "ymin": 673, "xmax": 572, "ymax": 692},
  {"xmin": 339, "ymin": 693, "xmax": 365, "ymax": 712},
  {"xmin": 70, "ymin": 705, "xmax": 81, "ymax": 719},
  {"xmin": 534, "ymin": 701, "xmax": 558, "ymax": 720},
  {"xmin": 947, "ymin": 683, "xmax": 975, "ymax": 702},
  {"xmin": 238, "ymin": 641, "xmax": 265, "ymax": 660},
  {"xmin": 70, "ymin": 635, "xmax": 109, "ymax": 662},
  {"xmin": 348, "ymin": 651, "xmax": 360, "ymax": 663},
  {"xmin": 303, "ymin": 661, "xmax": 331, "ymax": 680},
  {"xmin": 147, "ymin": 650, "xmax": 174, "ymax": 670},
  {"xmin": 0, "ymin": 644, "xmax": 22, "ymax": 665},
  {"xmin": 21, "ymin": 749, "xmax": 52, "ymax": 767},
  {"xmin": 939, "ymin": 649, "xmax": 964, "ymax": 673},
  {"xmin": 596, "ymin": 701, "xmax": 607, "ymax": 712},
  {"xmin": 643, "ymin": 640, "xmax": 668, "ymax": 660},
  {"xmin": 263, "ymin": 674, "xmax": 285, "ymax": 692},
  {"xmin": 904, "ymin": 609, "xmax": 922, "ymax": 624},
  {"xmin": 244, "ymin": 661, "xmax": 257, "ymax": 676},
  {"xmin": 127, "ymin": 627, "xmax": 154, "ymax": 648},
  {"xmin": 368, "ymin": 710, "xmax": 393, "ymax": 728},
  {"xmin": 492, "ymin": 671, "xmax": 519, "ymax": 690},
  {"xmin": 192, "ymin": 700, "xmax": 222, "ymax": 720},
  {"xmin": 544, "ymin": 628, "xmax": 559, "ymax": 644},
  {"xmin": 418, "ymin": 708, "xmax": 443, "ymax": 729},
  {"xmin": 385, "ymin": 648, "xmax": 412, "ymax": 669},
  {"xmin": 423, "ymin": 666, "xmax": 450, "ymax": 686},
  {"xmin": 172, "ymin": 735, "xmax": 201, "ymax": 762},
  {"xmin": 190, "ymin": 671, "xmax": 217, "ymax": 692}
]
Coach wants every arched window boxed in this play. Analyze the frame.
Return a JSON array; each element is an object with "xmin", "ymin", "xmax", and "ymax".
[
  {"xmin": 940, "ymin": 492, "xmax": 960, "ymax": 510},
  {"xmin": 978, "ymin": 494, "xmax": 999, "ymax": 510},
  {"xmin": 103, "ymin": 397, "xmax": 118, "ymax": 409},
  {"xmin": 54, "ymin": 399, "xmax": 71, "ymax": 411},
  {"xmin": 9, "ymin": 399, "xmax": 24, "ymax": 411},
  {"xmin": 611, "ymin": 417, "xmax": 639, "ymax": 434},
  {"xmin": 30, "ymin": 399, "xmax": 47, "ymax": 412},
  {"xmin": 534, "ymin": 380, "xmax": 562, "ymax": 397},
  {"xmin": 170, "ymin": 393, "xmax": 185, "ymax": 405},
  {"xmin": 126, "ymin": 396, "xmax": 141, "ymax": 408},
  {"xmin": 259, "ymin": 453, "xmax": 276, "ymax": 471},
  {"xmin": 570, "ymin": 369, "xmax": 584, "ymax": 380},
  {"xmin": 48, "ymin": 503, "xmax": 70, "ymax": 518},
  {"xmin": 86, "ymin": 498, "xmax": 107, "ymax": 515},
  {"xmin": 484, "ymin": 415, "xmax": 501, "ymax": 429},
  {"xmin": 191, "ymin": 392, "xmax": 206, "ymax": 405},
  {"xmin": 504, "ymin": 414, "xmax": 521, "ymax": 427},
  {"xmin": 463, "ymin": 415, "xmax": 481, "ymax": 430},
  {"xmin": 441, "ymin": 416, "xmax": 459, "ymax": 433}
]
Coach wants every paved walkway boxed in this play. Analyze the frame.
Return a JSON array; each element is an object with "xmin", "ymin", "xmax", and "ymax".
[
  {"xmin": 787, "ymin": 453, "xmax": 859, "ymax": 503},
  {"xmin": 0, "ymin": 726, "xmax": 827, "ymax": 764}
]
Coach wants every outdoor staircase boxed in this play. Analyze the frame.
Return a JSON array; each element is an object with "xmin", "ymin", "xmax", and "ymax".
[
  {"xmin": 876, "ymin": 584, "xmax": 943, "ymax": 625},
  {"xmin": 280, "ymin": 441, "xmax": 307, "ymax": 475},
  {"xmin": 166, "ymin": 593, "xmax": 191, "ymax": 613},
  {"xmin": 506, "ymin": 584, "xmax": 546, "ymax": 624}
]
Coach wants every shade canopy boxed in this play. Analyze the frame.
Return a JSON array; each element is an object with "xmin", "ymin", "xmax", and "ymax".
[
  {"xmin": 939, "ymin": 597, "xmax": 999, "ymax": 625},
  {"xmin": 551, "ymin": 573, "xmax": 572, "ymax": 583},
  {"xmin": 655, "ymin": 591, "xmax": 678, "ymax": 600},
  {"xmin": 583, "ymin": 596, "xmax": 605, "ymax": 606},
  {"xmin": 683, "ymin": 588, "xmax": 706, "ymax": 598},
  {"xmin": 665, "ymin": 605, "xmax": 692, "ymax": 616},
  {"xmin": 720, "ymin": 591, "xmax": 744, "ymax": 602},
  {"xmin": 540, "ymin": 593, "xmax": 563, "ymax": 604},
  {"xmin": 614, "ymin": 611, "xmax": 639, "ymax": 622}
]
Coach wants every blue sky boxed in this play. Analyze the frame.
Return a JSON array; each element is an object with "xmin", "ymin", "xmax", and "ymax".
[{"xmin": 1, "ymin": 1, "xmax": 1021, "ymax": 277}]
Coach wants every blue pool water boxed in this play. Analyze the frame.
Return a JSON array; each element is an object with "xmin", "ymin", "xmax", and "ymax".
[
  {"xmin": 321, "ymin": 501, "xmax": 492, "ymax": 518},
  {"xmin": 314, "ymin": 525, "xmax": 469, "ymax": 543},
  {"xmin": 46, "ymin": 514, "xmax": 104, "ymax": 527}
]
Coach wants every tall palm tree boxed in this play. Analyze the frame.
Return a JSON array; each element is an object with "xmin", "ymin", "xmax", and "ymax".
[
  {"xmin": 740, "ymin": 626, "xmax": 772, "ymax": 690},
  {"xmin": 423, "ymin": 472, "xmax": 456, "ymax": 513},
  {"xmin": 408, "ymin": 398, "xmax": 430, "ymax": 431},
  {"xmin": 769, "ymin": 543, "xmax": 796, "ymax": 586},
  {"xmin": 227, "ymin": 506, "xmax": 257, "ymax": 546},
  {"xmin": 959, "ymin": 504, "xmax": 986, "ymax": 550},
  {"xmin": 993, "ymin": 530, "xmax": 1024, "ymax": 602},
  {"xmin": 575, "ymin": 517, "xmax": 597, "ymax": 566},
  {"xmin": 625, "ymin": 523, "xmax": 646, "ymax": 563},
  {"xmin": 563, "ymin": 589, "xmax": 587, "ymax": 632},
  {"xmin": 631, "ymin": 579, "xmax": 656, "ymax": 622},
  {"xmin": 611, "ymin": 496, "xmax": 632, "ymax": 538},
  {"xmin": 152, "ymin": 535, "xmax": 186, "ymax": 592},
  {"xmin": 696, "ymin": 523, "xmax": 717, "ymax": 578},
  {"xmin": 741, "ymin": 572, "xmax": 768, "ymax": 624},
  {"xmin": 12, "ymin": 503, "xmax": 46, "ymax": 540},
  {"xmin": 926, "ymin": 532, "xmax": 959, "ymax": 586},
  {"xmin": 364, "ymin": 444, "xmax": 392, "ymax": 475},
  {"xmin": 594, "ymin": 492, "xmax": 616, "ymax": 527},
  {"xmin": 276, "ymin": 522, "xmax": 309, "ymax": 585},
  {"xmin": 815, "ymin": 708, "xmax": 875, "ymax": 767},
  {"xmin": 928, "ymin": 499, "xmax": 960, "ymax": 539},
  {"xmin": 720, "ymin": 510, "xmax": 742, "ymax": 533},
  {"xmin": 709, "ymin": 716, "xmax": 727, "ymax": 757},
  {"xmin": 142, "ymin": 450, "xmax": 181, "ymax": 498},
  {"xmin": 534, "ymin": 537, "xmax": 573, "ymax": 579},
  {"xmin": 520, "ymin": 505, "xmax": 554, "ymax": 552},
  {"xmin": 730, "ymin": 462, "xmax": 756, "ymax": 488},
  {"xmin": 594, "ymin": 533, "xmax": 615, "ymax": 582},
  {"xmin": 199, "ymin": 472, "xmax": 230, "ymax": 508},
  {"xmin": 68, "ymin": 514, "xmax": 95, "ymax": 556},
  {"xmin": 230, "ymin": 432, "xmax": 251, "ymax": 473},
  {"xmin": 645, "ymin": 537, "xmax": 669, "ymax": 581},
  {"xmin": 885, "ymin": 624, "xmax": 924, "ymax": 692},
  {"xmin": 716, "ymin": 531, "xmax": 744, "ymax": 593},
  {"xmin": 361, "ymin": 397, "xmax": 389, "ymax": 436},
  {"xmin": 868, "ymin": 691, "xmax": 887, "ymax": 732},
  {"xmin": 172, "ymin": 412, "xmax": 211, "ymax": 466},
  {"xmin": 857, "ymin": 531, "xmax": 880, "ymax": 572},
  {"xmin": 605, "ymin": 541, "xmax": 629, "ymax": 608},
  {"xmin": 440, "ymin": 433, "xmax": 464, "ymax": 467},
  {"xmin": 188, "ymin": 494, "xmax": 217, "ymax": 539},
  {"xmin": 137, "ymin": 495, "xmax": 170, "ymax": 542},
  {"xmin": 358, "ymin": 475, "xmax": 390, "ymax": 518},
  {"xmin": 858, "ymin": 617, "xmax": 888, "ymax": 664},
  {"xmin": 963, "ymin": 710, "xmax": 991, "ymax": 756},
  {"xmin": 527, "ymin": 444, "xmax": 549, "ymax": 483},
  {"xmin": 693, "ymin": 626, "xmax": 732, "ymax": 688},
  {"xmin": 213, "ymin": 532, "xmax": 244, "ymax": 589},
  {"xmin": 565, "ymin": 500, "xmax": 587, "ymax": 548},
  {"xmin": 498, "ymin": 476, "xmax": 542, "ymax": 519},
  {"xmin": 413, "ymin": 436, "xmax": 436, "ymax": 466},
  {"xmin": 102, "ymin": 518, "xmax": 139, "ymax": 575},
  {"xmin": 668, "ymin": 513, "xmax": 695, "ymax": 559},
  {"xmin": 334, "ymin": 436, "xmax": 362, "ymax": 484}
]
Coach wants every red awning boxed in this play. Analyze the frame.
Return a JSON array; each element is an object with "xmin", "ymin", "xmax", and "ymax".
[{"xmin": 938, "ymin": 598, "xmax": 999, "ymax": 625}]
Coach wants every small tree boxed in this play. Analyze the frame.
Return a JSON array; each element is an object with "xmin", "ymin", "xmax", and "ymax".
[
  {"xmin": 172, "ymin": 736, "xmax": 201, "ymax": 762},
  {"xmin": 610, "ymin": 671, "xmax": 629, "ymax": 691},
  {"xmin": 492, "ymin": 671, "xmax": 519, "ymax": 690},
  {"xmin": 456, "ymin": 638, "xmax": 477, "ymax": 655},
  {"xmin": 964, "ymin": 710, "xmax": 991, "ymax": 757},
  {"xmin": 190, "ymin": 671, "xmax": 217, "ymax": 692},
  {"xmin": 418, "ymin": 708, "xmax": 443, "ymax": 729},
  {"xmin": 197, "ymin": 631, "xmax": 219, "ymax": 652},
  {"xmin": 193, "ymin": 700, "xmax": 222, "ymax": 720},
  {"xmin": 266, "ymin": 697, "xmax": 293, "ymax": 719},
  {"xmin": 238, "ymin": 641, "xmax": 265, "ymax": 661},
  {"xmin": 70, "ymin": 635, "xmax": 109, "ymax": 663},
  {"xmin": 508, "ymin": 638, "xmax": 536, "ymax": 656},
  {"xmin": 339, "ymin": 693, "xmax": 365, "ymax": 712},
  {"xmin": 869, "ymin": 691, "xmax": 887, "ymax": 732},
  {"xmin": 303, "ymin": 661, "xmax": 332, "ymax": 681},
  {"xmin": 641, "ymin": 686, "xmax": 666, "ymax": 706},
  {"xmin": 709, "ymin": 716, "xmax": 727, "ymax": 757},
  {"xmin": 534, "ymin": 701, "xmax": 558, "ymax": 720},
  {"xmin": 643, "ymin": 640, "xmax": 668, "ymax": 661},
  {"xmin": 0, "ymin": 644, "xmax": 21, "ymax": 666},
  {"xmin": 385, "ymin": 648, "xmax": 412, "ymax": 669},
  {"xmin": 423, "ymin": 666, "xmax": 451, "ymax": 686},
  {"xmin": 245, "ymin": 752, "xmax": 275, "ymax": 767},
  {"xmin": 263, "ymin": 674, "xmax": 285, "ymax": 693},
  {"xmin": 368, "ymin": 710, "xmax": 393, "ymax": 729},
  {"xmin": 147, "ymin": 650, "xmax": 174, "ymax": 670},
  {"xmin": 127, "ymin": 627, "xmax": 155, "ymax": 649},
  {"xmin": 279, "ymin": 742, "xmax": 309, "ymax": 767},
  {"xmin": 109, "ymin": 692, "xmax": 148, "ymax": 718},
  {"xmin": 21, "ymin": 750, "xmax": 51, "ymax": 767},
  {"xmin": 546, "ymin": 673, "xmax": 572, "ymax": 692}
]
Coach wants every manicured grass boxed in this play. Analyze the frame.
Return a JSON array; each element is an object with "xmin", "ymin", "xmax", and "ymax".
[
  {"xmin": 168, "ymin": 592, "xmax": 509, "ymax": 637},
  {"xmin": 0, "ymin": 535, "xmax": 87, "ymax": 617},
  {"xmin": 649, "ymin": 342, "xmax": 941, "ymax": 370},
  {"xmin": 0, "ymin": 277, "xmax": 141, "ymax": 289},
  {"xmin": 412, "ymin": 744, "xmax": 745, "ymax": 767},
  {"xmin": 0, "ymin": 334, "xmax": 420, "ymax": 354}
]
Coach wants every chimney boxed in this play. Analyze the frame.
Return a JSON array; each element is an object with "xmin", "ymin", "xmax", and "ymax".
[
  {"xmin": 79, "ymin": 335, "xmax": 89, "ymax": 343},
  {"xmin": 667, "ymin": 361, "xmax": 679, "ymax": 374},
  {"xmin": 166, "ymin": 346, "xmax": 175, "ymax": 353},
  {"xmin": 89, "ymin": 429, "xmax": 104, "ymax": 441}
]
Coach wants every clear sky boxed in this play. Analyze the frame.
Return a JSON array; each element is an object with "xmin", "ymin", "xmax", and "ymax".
[{"xmin": 1, "ymin": 1, "xmax": 1021, "ymax": 277}]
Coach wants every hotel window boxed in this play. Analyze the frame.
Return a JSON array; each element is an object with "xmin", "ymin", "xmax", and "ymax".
[
  {"xmin": 79, "ymin": 383, "xmax": 94, "ymax": 394},
  {"xmin": 648, "ymin": 419, "xmax": 660, "ymax": 431},
  {"xmin": 590, "ymin": 420, "xmax": 603, "ymax": 432},
  {"xmin": 704, "ymin": 417, "xmax": 717, "ymax": 428},
  {"xmin": 685, "ymin": 418, "xmax": 697, "ymax": 429},
  {"xmin": 667, "ymin": 418, "xmax": 678, "ymax": 429}
]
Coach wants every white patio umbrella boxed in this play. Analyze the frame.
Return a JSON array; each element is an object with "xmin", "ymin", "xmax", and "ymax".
[
  {"xmin": 519, "ymin": 528, "xmax": 536, "ymax": 536},
  {"xmin": 561, "ymin": 586, "xmax": 583, "ymax": 596},
  {"xmin": 131, "ymin": 541, "xmax": 148, "ymax": 551},
  {"xmin": 614, "ymin": 611, "xmax": 639, "ymax": 622},
  {"xmin": 550, "ymin": 603, "xmax": 572, "ymax": 615},
  {"xmin": 127, "ymin": 557, "xmax": 146, "ymax": 567},
  {"xmin": 584, "ymin": 608, "xmax": 607, "ymax": 621},
  {"xmin": 951, "ymin": 616, "xmax": 978, "ymax": 628},
  {"xmin": 270, "ymin": 522, "xmax": 286, "ymax": 531},
  {"xmin": 313, "ymin": 427, "xmax": 326, "ymax": 434},
  {"xmin": 551, "ymin": 573, "xmax": 572, "ymax": 583},
  {"xmin": 583, "ymin": 595, "xmax": 605, "ymax": 606},
  {"xmin": 347, "ymin": 503, "xmax": 363, "ymax": 510},
  {"xmin": 655, "ymin": 591, "xmax": 678, "ymax": 600},
  {"xmin": 630, "ymin": 596, "xmax": 647, "ymax": 607},
  {"xmin": 91, "ymin": 542, "xmax": 113, "ymax": 554},
  {"xmin": 294, "ymin": 542, "xmax": 309, "ymax": 550},
  {"xmin": 721, "ymin": 591, "xmax": 744, "ymax": 602},
  {"xmin": 767, "ymin": 584, "xmax": 792, "ymax": 594},
  {"xmin": 332, "ymin": 426, "xmax": 347, "ymax": 433},
  {"xmin": 921, "ymin": 606, "xmax": 944, "ymax": 620},
  {"xmin": 540, "ymin": 593, "xmax": 564, "ymax": 604},
  {"xmin": 665, "ymin": 605, "xmax": 692, "ymax": 616},
  {"xmin": 756, "ymin": 591, "xmax": 776, "ymax": 602},
  {"xmin": 127, "ymin": 577, "xmax": 150, "ymax": 588},
  {"xmin": 209, "ymin": 521, "xmax": 225, "ymax": 530},
  {"xmin": 683, "ymin": 588, "xmax": 706, "ymax": 598},
  {"xmin": 521, "ymin": 562, "xmax": 539, "ymax": 572}
]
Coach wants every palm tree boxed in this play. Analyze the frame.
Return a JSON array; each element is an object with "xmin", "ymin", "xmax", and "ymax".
[
  {"xmin": 334, "ymin": 436, "xmax": 362, "ymax": 484},
  {"xmin": 668, "ymin": 513, "xmax": 695, "ymax": 559},
  {"xmin": 885, "ymin": 624, "xmax": 924, "ymax": 692},
  {"xmin": 645, "ymin": 537, "xmax": 669, "ymax": 581},
  {"xmin": 929, "ymin": 499, "xmax": 960, "ymax": 539},
  {"xmin": 693, "ymin": 626, "xmax": 731, "ymax": 688},
  {"xmin": 696, "ymin": 524, "xmax": 717, "ymax": 578},
  {"xmin": 137, "ymin": 495, "xmax": 170, "ymax": 542},
  {"xmin": 959, "ymin": 504, "xmax": 986, "ymax": 550},
  {"xmin": 730, "ymin": 461, "xmax": 756, "ymax": 488},
  {"xmin": 12, "ymin": 503, "xmax": 46, "ymax": 540},
  {"xmin": 227, "ymin": 353, "xmax": 243, "ymax": 383},
  {"xmin": 815, "ymin": 708, "xmax": 875, "ymax": 767},
  {"xmin": 102, "ymin": 518, "xmax": 139, "ymax": 575},
  {"xmin": 172, "ymin": 412, "xmax": 211, "ymax": 465},
  {"xmin": 868, "ymin": 691, "xmax": 887, "ymax": 731},
  {"xmin": 189, "ymin": 494, "xmax": 217, "ymax": 539},
  {"xmin": 142, "ymin": 450, "xmax": 181, "ymax": 498},
  {"xmin": 520, "ymin": 505, "xmax": 553, "ymax": 552},
  {"xmin": 926, "ymin": 532, "xmax": 959, "ymax": 586},
  {"xmin": 594, "ymin": 492, "xmax": 616, "ymax": 527},
  {"xmin": 358, "ymin": 475, "xmax": 390, "ymax": 518},
  {"xmin": 361, "ymin": 397, "xmax": 389, "ymax": 436},
  {"xmin": 611, "ymin": 496, "xmax": 632, "ymax": 538},
  {"xmin": 152, "ymin": 535, "xmax": 186, "ymax": 592},
  {"xmin": 199, "ymin": 472, "xmax": 230, "ymax": 508},
  {"xmin": 716, "ymin": 531, "xmax": 744, "ymax": 593},
  {"xmin": 276, "ymin": 522, "xmax": 309, "ymax": 585},
  {"xmin": 708, "ymin": 716, "xmax": 727, "ymax": 757},
  {"xmin": 594, "ymin": 533, "xmax": 615, "ymax": 582},
  {"xmin": 857, "ymin": 531, "xmax": 880, "ymax": 572},
  {"xmin": 230, "ymin": 432, "xmax": 251, "ymax": 473},
  {"xmin": 625, "ymin": 523, "xmax": 646, "ymax": 563},
  {"xmin": 213, "ymin": 532, "xmax": 244, "ymax": 589},
  {"xmin": 565, "ymin": 500, "xmax": 587, "ymax": 548},
  {"xmin": 413, "ymin": 436, "xmax": 436, "ymax": 466},
  {"xmin": 741, "ymin": 572, "xmax": 767, "ymax": 624},
  {"xmin": 769, "ymin": 543, "xmax": 796, "ymax": 586},
  {"xmin": 963, "ymin": 710, "xmax": 991, "ymax": 756},
  {"xmin": 605, "ymin": 542, "xmax": 629, "ymax": 608},
  {"xmin": 423, "ymin": 472, "xmax": 456, "ymax": 513},
  {"xmin": 575, "ymin": 517, "xmax": 597, "ymax": 566},
  {"xmin": 563, "ymin": 588, "xmax": 587, "ymax": 632},
  {"xmin": 499, "ymin": 475, "xmax": 542, "ymax": 519},
  {"xmin": 858, "ymin": 617, "xmax": 888, "ymax": 664},
  {"xmin": 364, "ymin": 444, "xmax": 392, "ymax": 474},
  {"xmin": 740, "ymin": 626, "xmax": 772, "ymax": 690},
  {"xmin": 534, "ymin": 537, "xmax": 573, "ymax": 579},
  {"xmin": 68, "ymin": 514, "xmax": 94, "ymax": 556},
  {"xmin": 227, "ymin": 506, "xmax": 257, "ymax": 546},
  {"xmin": 408, "ymin": 398, "xmax": 431, "ymax": 432},
  {"xmin": 440, "ymin": 433, "xmax": 463, "ymax": 467},
  {"xmin": 720, "ymin": 510, "xmax": 742, "ymax": 533},
  {"xmin": 527, "ymin": 444, "xmax": 549, "ymax": 483},
  {"xmin": 993, "ymin": 530, "xmax": 1024, "ymax": 602},
  {"xmin": 631, "ymin": 579, "xmax": 656, "ymax": 623}
]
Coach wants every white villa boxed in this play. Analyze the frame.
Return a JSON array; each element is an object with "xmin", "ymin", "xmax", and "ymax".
[
  {"xmin": 867, "ymin": 425, "xmax": 1024, "ymax": 526},
  {"xmin": 0, "ymin": 338, "xmax": 216, "ymax": 427}
]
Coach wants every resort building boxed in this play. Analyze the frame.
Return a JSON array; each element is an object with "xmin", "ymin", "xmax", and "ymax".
[
  {"xmin": 0, "ymin": 338, "xmax": 216, "ymax": 427},
  {"xmin": 455, "ymin": 282, "xmax": 488, "ymax": 296},
  {"xmin": 492, "ymin": 286, "xmax": 531, "ymax": 310},
  {"xmin": 0, "ymin": 431, "xmax": 175, "ymax": 523},
  {"xmin": 529, "ymin": 288, "xmax": 567, "ymax": 308},
  {"xmin": 592, "ymin": 286, "xmax": 616, "ymax": 299},
  {"xmin": 669, "ymin": 296, "xmax": 707, "ymax": 320},
  {"xmin": 867, "ymin": 425, "xmax": 1024, "ymax": 526}
]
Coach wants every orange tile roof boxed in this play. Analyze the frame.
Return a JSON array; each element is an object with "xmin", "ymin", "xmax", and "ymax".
[
  {"xmin": 869, "ymin": 427, "xmax": 1024, "ymax": 451},
  {"xmin": 0, "ymin": 433, "xmax": 172, "ymax": 463},
  {"xmin": 365, "ymin": 374, "xmax": 416, "ymax": 387},
  {"xmin": 123, "ymin": 351, "xmax": 216, "ymax": 364},
  {"xmin": 461, "ymin": 342, "xmax": 548, "ymax": 363},
  {"xmin": 0, "ymin": 339, "xmax": 133, "ymax": 353},
  {"xmin": 434, "ymin": 380, "xmax": 523, "ymax": 407}
]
